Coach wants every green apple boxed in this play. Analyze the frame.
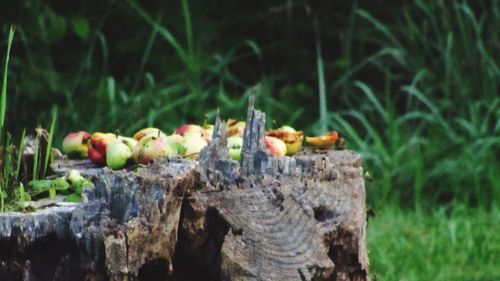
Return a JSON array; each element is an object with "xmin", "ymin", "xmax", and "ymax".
[
  {"xmin": 280, "ymin": 125, "xmax": 296, "ymax": 133},
  {"xmin": 106, "ymin": 141, "xmax": 132, "ymax": 169},
  {"xmin": 227, "ymin": 136, "xmax": 243, "ymax": 161},
  {"xmin": 66, "ymin": 169, "xmax": 84, "ymax": 184},
  {"xmin": 117, "ymin": 136, "xmax": 138, "ymax": 151}
]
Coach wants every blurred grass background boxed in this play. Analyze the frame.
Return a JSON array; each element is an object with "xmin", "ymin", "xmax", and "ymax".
[{"xmin": 1, "ymin": 0, "xmax": 498, "ymax": 279}]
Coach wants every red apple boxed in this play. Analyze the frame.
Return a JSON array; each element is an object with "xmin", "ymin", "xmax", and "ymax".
[
  {"xmin": 264, "ymin": 136, "xmax": 287, "ymax": 157},
  {"xmin": 88, "ymin": 132, "xmax": 117, "ymax": 165},
  {"xmin": 176, "ymin": 124, "xmax": 211, "ymax": 143},
  {"xmin": 62, "ymin": 131, "xmax": 91, "ymax": 158}
]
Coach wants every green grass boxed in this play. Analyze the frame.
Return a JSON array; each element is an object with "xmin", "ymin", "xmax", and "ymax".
[
  {"xmin": 323, "ymin": 0, "xmax": 500, "ymax": 209},
  {"xmin": 0, "ymin": 26, "xmax": 59, "ymax": 212},
  {"xmin": 368, "ymin": 205, "xmax": 500, "ymax": 281}
]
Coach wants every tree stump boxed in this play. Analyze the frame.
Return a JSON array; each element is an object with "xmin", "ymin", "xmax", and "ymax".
[{"xmin": 0, "ymin": 99, "xmax": 369, "ymax": 281}]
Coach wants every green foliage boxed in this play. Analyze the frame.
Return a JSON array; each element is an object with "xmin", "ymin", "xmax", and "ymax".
[
  {"xmin": 0, "ymin": 25, "xmax": 14, "ymax": 127},
  {"xmin": 325, "ymin": 1, "xmax": 499, "ymax": 209},
  {"xmin": 0, "ymin": 26, "xmax": 64, "ymax": 211},
  {"xmin": 0, "ymin": 25, "xmax": 16, "ymax": 212},
  {"xmin": 368, "ymin": 205, "xmax": 500, "ymax": 280},
  {"xmin": 0, "ymin": 1, "xmax": 498, "ymax": 209},
  {"xmin": 43, "ymin": 107, "xmax": 57, "ymax": 177}
]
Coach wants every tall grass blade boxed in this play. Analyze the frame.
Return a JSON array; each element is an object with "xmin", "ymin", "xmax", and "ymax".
[
  {"xmin": 15, "ymin": 129, "xmax": 26, "ymax": 181},
  {"xmin": 315, "ymin": 19, "xmax": 328, "ymax": 133},
  {"xmin": 32, "ymin": 138, "xmax": 39, "ymax": 181},
  {"xmin": 353, "ymin": 81, "xmax": 388, "ymax": 121},
  {"xmin": 1, "ymin": 25, "xmax": 15, "ymax": 128},
  {"xmin": 181, "ymin": 0, "xmax": 193, "ymax": 59},
  {"xmin": 43, "ymin": 107, "xmax": 57, "ymax": 178},
  {"xmin": 126, "ymin": 0, "xmax": 188, "ymax": 66}
]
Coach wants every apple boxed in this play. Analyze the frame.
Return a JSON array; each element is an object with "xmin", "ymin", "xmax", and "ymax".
[
  {"xmin": 138, "ymin": 137, "xmax": 175, "ymax": 164},
  {"xmin": 132, "ymin": 134, "xmax": 176, "ymax": 161},
  {"xmin": 176, "ymin": 124, "xmax": 201, "ymax": 136},
  {"xmin": 164, "ymin": 134, "xmax": 185, "ymax": 155},
  {"xmin": 66, "ymin": 169, "xmax": 84, "ymax": 184},
  {"xmin": 227, "ymin": 121, "xmax": 246, "ymax": 137},
  {"xmin": 264, "ymin": 136, "xmax": 287, "ymax": 157},
  {"xmin": 117, "ymin": 136, "xmax": 138, "ymax": 151},
  {"xmin": 133, "ymin": 128, "xmax": 167, "ymax": 141},
  {"xmin": 280, "ymin": 125, "xmax": 296, "ymax": 133},
  {"xmin": 183, "ymin": 135, "xmax": 208, "ymax": 160},
  {"xmin": 134, "ymin": 135, "xmax": 175, "ymax": 164},
  {"xmin": 106, "ymin": 141, "xmax": 132, "ymax": 169},
  {"xmin": 88, "ymin": 132, "xmax": 117, "ymax": 165},
  {"xmin": 62, "ymin": 131, "xmax": 91, "ymax": 158},
  {"xmin": 266, "ymin": 127, "xmax": 303, "ymax": 156},
  {"xmin": 176, "ymin": 124, "xmax": 209, "ymax": 138},
  {"xmin": 88, "ymin": 147, "xmax": 106, "ymax": 165},
  {"xmin": 227, "ymin": 136, "xmax": 243, "ymax": 161},
  {"xmin": 204, "ymin": 124, "xmax": 214, "ymax": 143},
  {"xmin": 305, "ymin": 131, "xmax": 339, "ymax": 149}
]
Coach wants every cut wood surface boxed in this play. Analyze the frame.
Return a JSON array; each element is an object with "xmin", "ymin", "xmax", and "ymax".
[{"xmin": 0, "ymin": 99, "xmax": 369, "ymax": 281}]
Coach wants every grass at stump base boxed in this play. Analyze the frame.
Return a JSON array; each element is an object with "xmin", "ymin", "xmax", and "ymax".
[{"xmin": 368, "ymin": 205, "xmax": 500, "ymax": 281}]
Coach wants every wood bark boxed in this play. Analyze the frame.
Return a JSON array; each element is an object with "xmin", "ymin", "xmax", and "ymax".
[{"xmin": 0, "ymin": 99, "xmax": 369, "ymax": 281}]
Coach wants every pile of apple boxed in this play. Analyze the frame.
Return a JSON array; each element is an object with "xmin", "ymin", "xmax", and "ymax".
[{"xmin": 62, "ymin": 121, "xmax": 339, "ymax": 170}]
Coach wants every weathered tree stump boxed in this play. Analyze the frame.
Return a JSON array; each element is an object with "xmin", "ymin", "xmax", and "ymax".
[{"xmin": 0, "ymin": 99, "xmax": 369, "ymax": 281}]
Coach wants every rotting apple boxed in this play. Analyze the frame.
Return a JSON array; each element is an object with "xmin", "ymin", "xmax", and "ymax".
[
  {"xmin": 106, "ymin": 141, "xmax": 132, "ymax": 169},
  {"xmin": 227, "ymin": 136, "xmax": 243, "ymax": 161},
  {"xmin": 266, "ymin": 127, "xmax": 303, "ymax": 156},
  {"xmin": 305, "ymin": 131, "xmax": 339, "ymax": 149},
  {"xmin": 264, "ymin": 136, "xmax": 287, "ymax": 157},
  {"xmin": 227, "ymin": 121, "xmax": 246, "ymax": 137},
  {"xmin": 183, "ymin": 135, "xmax": 208, "ymax": 160},
  {"xmin": 62, "ymin": 131, "xmax": 91, "ymax": 158}
]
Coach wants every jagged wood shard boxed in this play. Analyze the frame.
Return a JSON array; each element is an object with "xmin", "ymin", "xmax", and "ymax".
[{"xmin": 0, "ymin": 96, "xmax": 369, "ymax": 281}]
